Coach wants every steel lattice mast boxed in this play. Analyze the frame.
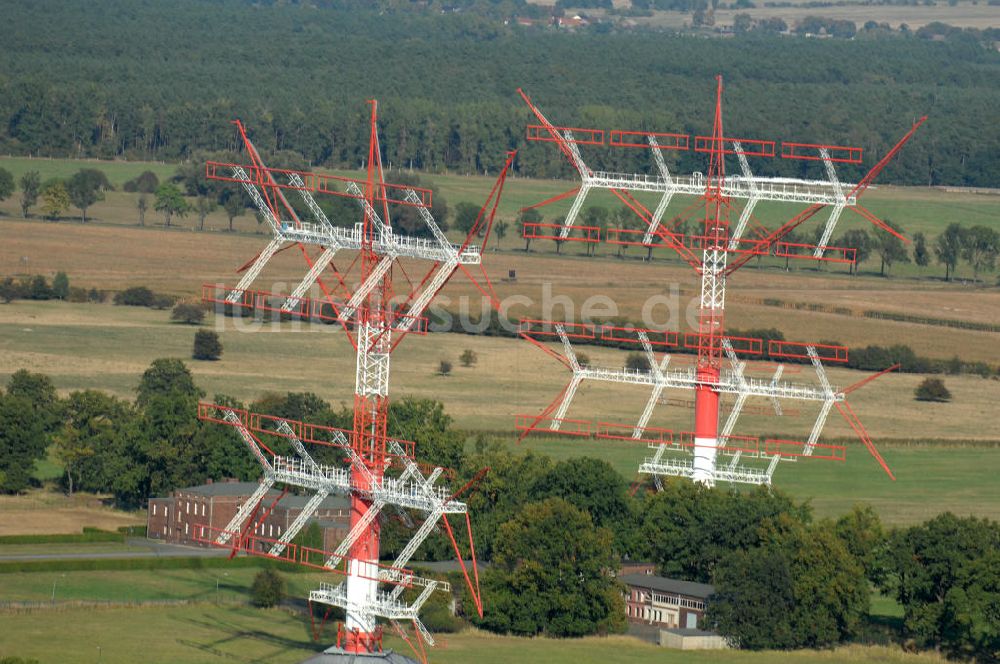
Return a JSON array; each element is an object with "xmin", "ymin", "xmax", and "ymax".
[
  {"xmin": 198, "ymin": 103, "xmax": 515, "ymax": 662},
  {"xmin": 515, "ymin": 77, "xmax": 924, "ymax": 487},
  {"xmin": 693, "ymin": 76, "xmax": 730, "ymax": 484}
]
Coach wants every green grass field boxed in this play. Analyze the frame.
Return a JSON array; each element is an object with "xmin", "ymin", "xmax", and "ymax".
[
  {"xmin": 0, "ymin": 603, "xmax": 947, "ymax": 664},
  {"xmin": 0, "ymin": 567, "xmax": 327, "ymax": 604},
  {"xmin": 510, "ymin": 437, "xmax": 1000, "ymax": 524}
]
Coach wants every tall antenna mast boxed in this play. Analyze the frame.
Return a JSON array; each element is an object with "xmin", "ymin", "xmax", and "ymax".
[
  {"xmin": 198, "ymin": 105, "xmax": 515, "ymax": 662},
  {"xmin": 516, "ymin": 77, "xmax": 923, "ymax": 487}
]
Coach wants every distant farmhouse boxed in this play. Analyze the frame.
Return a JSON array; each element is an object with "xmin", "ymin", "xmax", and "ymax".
[{"xmin": 147, "ymin": 480, "xmax": 350, "ymax": 550}]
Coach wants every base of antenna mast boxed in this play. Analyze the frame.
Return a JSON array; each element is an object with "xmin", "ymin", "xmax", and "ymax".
[{"xmin": 301, "ymin": 647, "xmax": 418, "ymax": 664}]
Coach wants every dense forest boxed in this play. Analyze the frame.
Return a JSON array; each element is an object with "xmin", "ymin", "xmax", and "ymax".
[{"xmin": 1, "ymin": 0, "xmax": 998, "ymax": 186}]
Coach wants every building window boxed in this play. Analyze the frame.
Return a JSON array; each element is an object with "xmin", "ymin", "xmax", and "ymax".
[
  {"xmin": 202, "ymin": 503, "xmax": 206, "ymax": 517},
  {"xmin": 185, "ymin": 523, "xmax": 189, "ymax": 535},
  {"xmin": 152, "ymin": 504, "xmax": 157, "ymax": 515},
  {"xmin": 186, "ymin": 502, "xmax": 190, "ymax": 515}
]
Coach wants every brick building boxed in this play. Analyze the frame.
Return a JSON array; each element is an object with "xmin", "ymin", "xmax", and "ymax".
[
  {"xmin": 621, "ymin": 573, "xmax": 714, "ymax": 631},
  {"xmin": 147, "ymin": 480, "xmax": 350, "ymax": 549}
]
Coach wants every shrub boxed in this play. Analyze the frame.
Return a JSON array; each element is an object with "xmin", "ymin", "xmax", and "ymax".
[
  {"xmin": 438, "ymin": 359, "xmax": 453, "ymax": 376},
  {"xmin": 915, "ymin": 377, "xmax": 951, "ymax": 402},
  {"xmin": 26, "ymin": 275, "xmax": 52, "ymax": 300},
  {"xmin": 193, "ymin": 329, "xmax": 223, "ymax": 360},
  {"xmin": 150, "ymin": 293, "xmax": 175, "ymax": 310},
  {"xmin": 459, "ymin": 349, "xmax": 478, "ymax": 367},
  {"xmin": 67, "ymin": 286, "xmax": 89, "ymax": 303},
  {"xmin": 625, "ymin": 352, "xmax": 650, "ymax": 373},
  {"xmin": 123, "ymin": 170, "xmax": 160, "ymax": 194},
  {"xmin": 251, "ymin": 568, "xmax": 285, "ymax": 607},
  {"xmin": 171, "ymin": 302, "xmax": 206, "ymax": 324},
  {"xmin": 51, "ymin": 272, "xmax": 69, "ymax": 300},
  {"xmin": 421, "ymin": 604, "xmax": 464, "ymax": 633},
  {"xmin": 0, "ymin": 278, "xmax": 22, "ymax": 303},
  {"xmin": 114, "ymin": 286, "xmax": 156, "ymax": 307}
]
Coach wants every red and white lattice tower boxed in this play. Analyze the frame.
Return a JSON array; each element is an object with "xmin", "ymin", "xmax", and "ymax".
[
  {"xmin": 516, "ymin": 76, "xmax": 925, "ymax": 487},
  {"xmin": 196, "ymin": 102, "xmax": 514, "ymax": 663}
]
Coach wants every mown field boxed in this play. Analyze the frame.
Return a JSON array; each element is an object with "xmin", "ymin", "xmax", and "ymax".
[
  {"xmin": 0, "ymin": 603, "xmax": 948, "ymax": 664},
  {"xmin": 0, "ymin": 567, "xmax": 327, "ymax": 604}
]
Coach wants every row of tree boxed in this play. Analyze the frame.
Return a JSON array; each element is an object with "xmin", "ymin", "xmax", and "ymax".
[
  {"xmin": 516, "ymin": 205, "xmax": 1000, "ymax": 282},
  {"xmin": 6, "ymin": 159, "xmax": 997, "ymax": 285}
]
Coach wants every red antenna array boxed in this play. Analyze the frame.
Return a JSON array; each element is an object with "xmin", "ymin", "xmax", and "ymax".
[
  {"xmin": 515, "ymin": 77, "xmax": 923, "ymax": 487},
  {"xmin": 199, "ymin": 104, "xmax": 514, "ymax": 662}
]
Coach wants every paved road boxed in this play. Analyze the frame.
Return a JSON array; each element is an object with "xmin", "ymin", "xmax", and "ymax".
[{"xmin": 0, "ymin": 538, "xmax": 232, "ymax": 562}]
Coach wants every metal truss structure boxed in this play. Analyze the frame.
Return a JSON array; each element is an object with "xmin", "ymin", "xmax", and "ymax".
[
  {"xmin": 517, "ymin": 87, "xmax": 924, "ymax": 262},
  {"xmin": 198, "ymin": 105, "xmax": 514, "ymax": 662},
  {"xmin": 515, "ymin": 77, "xmax": 925, "ymax": 488}
]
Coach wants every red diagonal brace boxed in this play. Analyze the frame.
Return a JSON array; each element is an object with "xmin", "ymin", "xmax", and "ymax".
[{"xmin": 835, "ymin": 399, "xmax": 895, "ymax": 480}]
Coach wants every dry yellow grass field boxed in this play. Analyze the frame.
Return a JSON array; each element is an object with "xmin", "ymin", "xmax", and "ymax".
[
  {"xmin": 0, "ymin": 491, "xmax": 142, "ymax": 536},
  {"xmin": 2, "ymin": 218, "xmax": 998, "ymax": 366}
]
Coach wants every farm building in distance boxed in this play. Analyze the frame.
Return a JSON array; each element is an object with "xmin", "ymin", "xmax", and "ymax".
[{"xmin": 147, "ymin": 480, "xmax": 350, "ymax": 550}]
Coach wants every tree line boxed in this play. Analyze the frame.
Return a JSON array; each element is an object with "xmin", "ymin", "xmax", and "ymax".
[{"xmin": 1, "ymin": 1, "xmax": 998, "ymax": 186}]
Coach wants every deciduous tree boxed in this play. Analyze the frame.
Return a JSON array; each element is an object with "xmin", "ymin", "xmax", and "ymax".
[
  {"xmin": 454, "ymin": 201, "xmax": 481, "ymax": 234},
  {"xmin": 960, "ymin": 224, "xmax": 1000, "ymax": 282},
  {"xmin": 879, "ymin": 513, "xmax": 1000, "ymax": 651},
  {"xmin": 154, "ymin": 183, "xmax": 188, "ymax": 227},
  {"xmin": 912, "ymin": 231, "xmax": 930, "ymax": 269},
  {"xmin": 708, "ymin": 517, "xmax": 869, "ymax": 649},
  {"xmin": 19, "ymin": 171, "xmax": 40, "ymax": 218},
  {"xmin": 870, "ymin": 223, "xmax": 910, "ymax": 276},
  {"xmin": 137, "ymin": 194, "xmax": 148, "ymax": 226},
  {"xmin": 0, "ymin": 167, "xmax": 14, "ymax": 202},
  {"xmin": 194, "ymin": 195, "xmax": 216, "ymax": 230},
  {"xmin": 223, "ymin": 193, "xmax": 244, "ymax": 232},
  {"xmin": 40, "ymin": 181, "xmax": 70, "ymax": 220},
  {"xmin": 0, "ymin": 392, "xmax": 47, "ymax": 493},
  {"xmin": 473, "ymin": 498, "xmax": 625, "ymax": 637},
  {"xmin": 51, "ymin": 272, "xmax": 69, "ymax": 300},
  {"xmin": 67, "ymin": 168, "xmax": 109, "ymax": 223},
  {"xmin": 935, "ymin": 223, "xmax": 964, "ymax": 281},
  {"xmin": 517, "ymin": 208, "xmax": 542, "ymax": 252}
]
